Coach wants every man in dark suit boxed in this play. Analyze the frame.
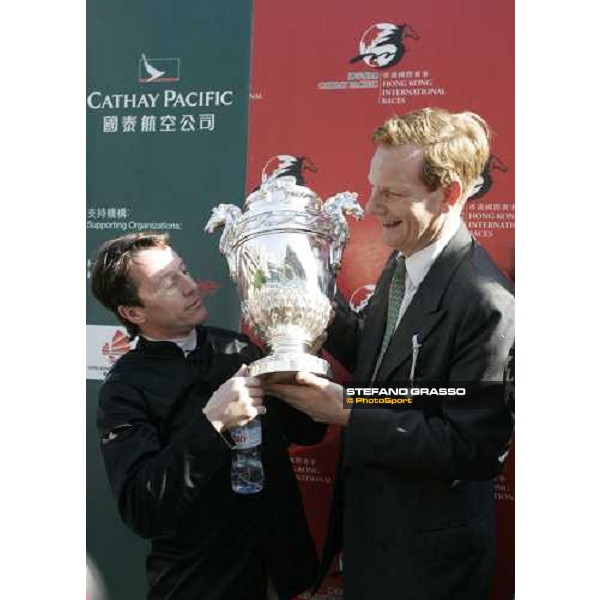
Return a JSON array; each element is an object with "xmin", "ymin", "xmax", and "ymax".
[
  {"xmin": 91, "ymin": 232, "xmax": 325, "ymax": 600},
  {"xmin": 266, "ymin": 108, "xmax": 515, "ymax": 600}
]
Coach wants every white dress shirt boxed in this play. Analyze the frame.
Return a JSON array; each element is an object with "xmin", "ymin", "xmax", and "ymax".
[
  {"xmin": 394, "ymin": 215, "xmax": 462, "ymax": 331},
  {"xmin": 143, "ymin": 328, "xmax": 198, "ymax": 356}
]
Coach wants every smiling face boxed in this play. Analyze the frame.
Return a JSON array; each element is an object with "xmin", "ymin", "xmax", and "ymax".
[
  {"xmin": 117, "ymin": 246, "xmax": 208, "ymax": 339},
  {"xmin": 366, "ymin": 144, "xmax": 458, "ymax": 256}
]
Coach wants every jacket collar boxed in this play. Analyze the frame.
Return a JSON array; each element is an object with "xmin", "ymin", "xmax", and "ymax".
[
  {"xmin": 358, "ymin": 222, "xmax": 474, "ymax": 381},
  {"xmin": 135, "ymin": 327, "xmax": 206, "ymax": 357}
]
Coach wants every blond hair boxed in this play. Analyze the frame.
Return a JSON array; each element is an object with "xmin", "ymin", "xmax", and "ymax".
[{"xmin": 372, "ymin": 107, "xmax": 491, "ymax": 197}]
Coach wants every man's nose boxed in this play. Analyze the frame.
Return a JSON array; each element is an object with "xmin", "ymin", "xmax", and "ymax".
[
  {"xmin": 365, "ymin": 190, "xmax": 382, "ymax": 216},
  {"xmin": 180, "ymin": 273, "xmax": 197, "ymax": 295}
]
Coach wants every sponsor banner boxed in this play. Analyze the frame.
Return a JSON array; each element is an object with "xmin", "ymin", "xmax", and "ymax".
[
  {"xmin": 85, "ymin": 0, "xmax": 252, "ymax": 598},
  {"xmin": 87, "ymin": 53, "xmax": 236, "ymax": 135},
  {"xmin": 247, "ymin": 0, "xmax": 515, "ymax": 291},
  {"xmin": 86, "ymin": 0, "xmax": 253, "ymax": 334},
  {"xmin": 318, "ymin": 22, "xmax": 448, "ymax": 108},
  {"xmin": 138, "ymin": 54, "xmax": 181, "ymax": 83},
  {"xmin": 248, "ymin": 0, "xmax": 514, "ymax": 598},
  {"xmin": 87, "ymin": 5, "xmax": 252, "ymax": 598},
  {"xmin": 86, "ymin": 205, "xmax": 183, "ymax": 233},
  {"xmin": 86, "ymin": 324, "xmax": 135, "ymax": 380},
  {"xmin": 492, "ymin": 444, "xmax": 515, "ymax": 599},
  {"xmin": 289, "ymin": 426, "xmax": 342, "ymax": 582}
]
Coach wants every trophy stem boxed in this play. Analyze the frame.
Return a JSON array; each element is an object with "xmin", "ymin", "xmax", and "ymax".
[
  {"xmin": 247, "ymin": 352, "xmax": 333, "ymax": 380},
  {"xmin": 268, "ymin": 333, "xmax": 311, "ymax": 356}
]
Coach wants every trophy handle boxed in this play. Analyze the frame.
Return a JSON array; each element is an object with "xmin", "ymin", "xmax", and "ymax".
[
  {"xmin": 323, "ymin": 192, "xmax": 364, "ymax": 272},
  {"xmin": 204, "ymin": 204, "xmax": 242, "ymax": 281}
]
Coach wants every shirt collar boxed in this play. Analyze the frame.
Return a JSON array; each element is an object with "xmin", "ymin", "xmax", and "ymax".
[
  {"xmin": 142, "ymin": 328, "xmax": 198, "ymax": 356},
  {"xmin": 399, "ymin": 214, "xmax": 462, "ymax": 288}
]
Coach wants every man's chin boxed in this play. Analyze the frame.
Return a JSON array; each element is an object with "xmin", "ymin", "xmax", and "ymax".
[
  {"xmin": 191, "ymin": 306, "xmax": 209, "ymax": 326},
  {"xmin": 381, "ymin": 231, "xmax": 406, "ymax": 251}
]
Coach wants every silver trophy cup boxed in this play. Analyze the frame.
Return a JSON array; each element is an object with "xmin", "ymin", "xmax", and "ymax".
[{"xmin": 205, "ymin": 176, "xmax": 363, "ymax": 379}]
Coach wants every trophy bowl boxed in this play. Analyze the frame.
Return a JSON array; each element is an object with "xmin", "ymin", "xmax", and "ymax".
[{"xmin": 205, "ymin": 176, "xmax": 362, "ymax": 380}]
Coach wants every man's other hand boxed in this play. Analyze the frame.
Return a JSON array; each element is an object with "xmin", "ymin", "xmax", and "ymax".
[
  {"xmin": 203, "ymin": 364, "xmax": 265, "ymax": 432},
  {"xmin": 265, "ymin": 372, "xmax": 348, "ymax": 426}
]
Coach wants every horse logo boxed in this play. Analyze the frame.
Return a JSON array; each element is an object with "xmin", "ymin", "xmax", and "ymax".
[
  {"xmin": 469, "ymin": 155, "xmax": 509, "ymax": 200},
  {"xmin": 349, "ymin": 284, "xmax": 376, "ymax": 313},
  {"xmin": 260, "ymin": 155, "xmax": 318, "ymax": 186},
  {"xmin": 349, "ymin": 23, "xmax": 419, "ymax": 69}
]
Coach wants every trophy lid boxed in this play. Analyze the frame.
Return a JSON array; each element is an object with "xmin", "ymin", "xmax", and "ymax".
[{"xmin": 245, "ymin": 176, "xmax": 323, "ymax": 213}]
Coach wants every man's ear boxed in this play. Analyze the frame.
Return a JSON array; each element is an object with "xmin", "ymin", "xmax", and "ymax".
[
  {"xmin": 117, "ymin": 305, "xmax": 146, "ymax": 326},
  {"xmin": 442, "ymin": 181, "xmax": 462, "ymax": 211}
]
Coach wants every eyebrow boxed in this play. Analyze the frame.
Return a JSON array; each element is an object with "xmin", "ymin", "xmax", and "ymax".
[
  {"xmin": 370, "ymin": 182, "xmax": 406, "ymax": 194},
  {"xmin": 156, "ymin": 258, "xmax": 184, "ymax": 282}
]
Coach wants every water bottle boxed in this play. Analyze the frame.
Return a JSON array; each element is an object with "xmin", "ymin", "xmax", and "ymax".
[{"xmin": 229, "ymin": 417, "xmax": 264, "ymax": 494}]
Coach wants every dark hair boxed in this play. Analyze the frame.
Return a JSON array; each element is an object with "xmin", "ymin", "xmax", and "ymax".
[{"xmin": 91, "ymin": 232, "xmax": 171, "ymax": 338}]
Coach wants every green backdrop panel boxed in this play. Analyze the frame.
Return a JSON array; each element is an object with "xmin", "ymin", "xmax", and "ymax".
[{"xmin": 86, "ymin": 1, "xmax": 253, "ymax": 597}]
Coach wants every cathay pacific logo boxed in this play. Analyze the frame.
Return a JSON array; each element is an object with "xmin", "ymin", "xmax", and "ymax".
[{"xmin": 138, "ymin": 53, "xmax": 181, "ymax": 83}]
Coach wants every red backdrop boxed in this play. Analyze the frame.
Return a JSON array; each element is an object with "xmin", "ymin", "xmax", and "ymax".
[{"xmin": 246, "ymin": 1, "xmax": 515, "ymax": 597}]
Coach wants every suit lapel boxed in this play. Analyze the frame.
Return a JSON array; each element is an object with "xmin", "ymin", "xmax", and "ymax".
[{"xmin": 375, "ymin": 223, "xmax": 474, "ymax": 381}]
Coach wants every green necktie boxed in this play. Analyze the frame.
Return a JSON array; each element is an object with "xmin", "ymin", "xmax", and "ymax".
[{"xmin": 371, "ymin": 255, "xmax": 406, "ymax": 381}]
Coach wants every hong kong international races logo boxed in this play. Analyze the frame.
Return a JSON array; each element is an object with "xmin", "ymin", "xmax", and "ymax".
[
  {"xmin": 349, "ymin": 285, "xmax": 376, "ymax": 313},
  {"xmin": 468, "ymin": 155, "xmax": 509, "ymax": 200},
  {"xmin": 257, "ymin": 155, "xmax": 318, "ymax": 188},
  {"xmin": 317, "ymin": 21, "xmax": 443, "ymax": 106},
  {"xmin": 138, "ymin": 53, "xmax": 180, "ymax": 83},
  {"xmin": 349, "ymin": 22, "xmax": 419, "ymax": 69}
]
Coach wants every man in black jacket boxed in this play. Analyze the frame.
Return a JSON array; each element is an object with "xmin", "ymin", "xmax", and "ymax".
[
  {"xmin": 267, "ymin": 108, "xmax": 515, "ymax": 600},
  {"xmin": 91, "ymin": 232, "xmax": 325, "ymax": 600}
]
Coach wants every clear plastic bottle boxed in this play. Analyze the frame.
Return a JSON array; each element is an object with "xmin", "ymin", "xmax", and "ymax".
[{"xmin": 229, "ymin": 417, "xmax": 264, "ymax": 494}]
